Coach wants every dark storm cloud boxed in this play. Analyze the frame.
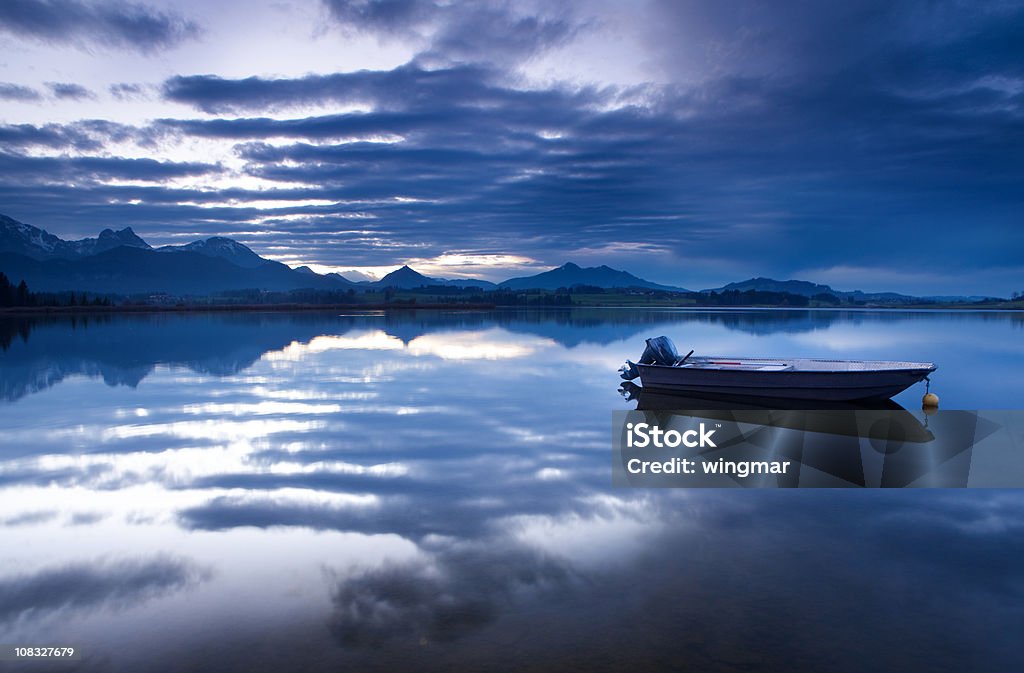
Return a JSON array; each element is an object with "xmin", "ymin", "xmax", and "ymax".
[
  {"xmin": 160, "ymin": 62, "xmax": 593, "ymax": 115},
  {"xmin": 46, "ymin": 81, "xmax": 95, "ymax": 100},
  {"xmin": 0, "ymin": 152, "xmax": 220, "ymax": 183},
  {"xmin": 322, "ymin": 0, "xmax": 577, "ymax": 64},
  {"xmin": 0, "ymin": 555, "xmax": 210, "ymax": 623},
  {"xmin": 156, "ymin": 110, "xmax": 457, "ymax": 140},
  {"xmin": 322, "ymin": 0, "xmax": 434, "ymax": 33},
  {"xmin": 157, "ymin": 64, "xmax": 715, "ymax": 261},
  {"xmin": 0, "ymin": 119, "xmax": 147, "ymax": 151},
  {"xmin": 647, "ymin": 0, "xmax": 1024, "ymax": 85},
  {"xmin": 4, "ymin": 1, "xmax": 1023, "ymax": 291},
  {"xmin": 0, "ymin": 0, "xmax": 200, "ymax": 52},
  {"xmin": 151, "ymin": 0, "xmax": 1024, "ymax": 290},
  {"xmin": 0, "ymin": 122, "xmax": 98, "ymax": 150},
  {"xmin": 0, "ymin": 181, "xmax": 355, "ymax": 243},
  {"xmin": 0, "ymin": 82, "xmax": 42, "ymax": 101}
]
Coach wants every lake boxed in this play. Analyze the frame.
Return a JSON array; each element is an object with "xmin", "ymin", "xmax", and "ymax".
[{"xmin": 1, "ymin": 308, "xmax": 1022, "ymax": 671}]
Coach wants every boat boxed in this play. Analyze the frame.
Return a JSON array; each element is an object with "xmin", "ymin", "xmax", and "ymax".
[{"xmin": 619, "ymin": 336, "xmax": 935, "ymax": 402}]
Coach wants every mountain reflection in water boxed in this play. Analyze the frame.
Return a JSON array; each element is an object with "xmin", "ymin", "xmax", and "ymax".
[{"xmin": 0, "ymin": 309, "xmax": 1022, "ymax": 672}]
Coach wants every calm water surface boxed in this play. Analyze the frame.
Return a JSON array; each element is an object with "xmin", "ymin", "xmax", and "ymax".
[{"xmin": 1, "ymin": 308, "xmax": 1022, "ymax": 672}]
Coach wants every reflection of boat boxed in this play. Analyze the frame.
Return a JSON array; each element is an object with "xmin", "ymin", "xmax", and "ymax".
[
  {"xmin": 620, "ymin": 381, "xmax": 908, "ymax": 411},
  {"xmin": 620, "ymin": 336, "xmax": 935, "ymax": 401},
  {"xmin": 615, "ymin": 385, "xmax": 992, "ymax": 488},
  {"xmin": 618, "ymin": 381, "xmax": 935, "ymax": 443}
]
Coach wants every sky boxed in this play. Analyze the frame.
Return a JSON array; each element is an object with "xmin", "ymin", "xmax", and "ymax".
[{"xmin": 0, "ymin": 0, "xmax": 1022, "ymax": 294}]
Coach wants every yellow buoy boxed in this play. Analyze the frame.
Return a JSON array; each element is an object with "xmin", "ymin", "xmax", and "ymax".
[{"xmin": 922, "ymin": 392, "xmax": 939, "ymax": 408}]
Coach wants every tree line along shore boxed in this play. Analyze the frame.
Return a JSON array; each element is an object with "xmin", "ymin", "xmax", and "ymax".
[{"xmin": 2, "ymin": 272, "xmax": 1022, "ymax": 312}]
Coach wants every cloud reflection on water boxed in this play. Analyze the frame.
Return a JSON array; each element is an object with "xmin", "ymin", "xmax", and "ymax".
[
  {"xmin": 327, "ymin": 539, "xmax": 576, "ymax": 648},
  {"xmin": 0, "ymin": 556, "xmax": 210, "ymax": 625},
  {"xmin": 0, "ymin": 310, "xmax": 1023, "ymax": 671}
]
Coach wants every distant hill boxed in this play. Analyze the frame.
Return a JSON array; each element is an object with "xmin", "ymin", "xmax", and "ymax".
[
  {"xmin": 158, "ymin": 237, "xmax": 268, "ymax": 269},
  {"xmin": 0, "ymin": 213, "xmax": 354, "ymax": 295},
  {"xmin": 337, "ymin": 269, "xmax": 377, "ymax": 283},
  {"xmin": 0, "ymin": 213, "xmax": 1000, "ymax": 302},
  {"xmin": 704, "ymin": 277, "xmax": 918, "ymax": 303},
  {"xmin": 709, "ymin": 277, "xmax": 836, "ymax": 296},
  {"xmin": 1, "ymin": 213, "xmax": 151, "ymax": 260},
  {"xmin": 499, "ymin": 262, "xmax": 688, "ymax": 292},
  {"xmin": 373, "ymin": 265, "xmax": 497, "ymax": 289},
  {"xmin": 0, "ymin": 247, "xmax": 356, "ymax": 295},
  {"xmin": 443, "ymin": 278, "xmax": 498, "ymax": 289},
  {"xmin": 374, "ymin": 265, "xmax": 437, "ymax": 289}
]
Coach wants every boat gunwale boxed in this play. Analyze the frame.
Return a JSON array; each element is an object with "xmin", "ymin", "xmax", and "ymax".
[{"xmin": 641, "ymin": 356, "xmax": 936, "ymax": 374}]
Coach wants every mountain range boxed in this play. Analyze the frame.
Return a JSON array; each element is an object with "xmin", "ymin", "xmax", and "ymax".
[
  {"xmin": 373, "ymin": 265, "xmax": 498, "ymax": 290},
  {"xmin": 702, "ymin": 277, "xmax": 994, "ymax": 303},
  {"xmin": 703, "ymin": 277, "xmax": 913, "ymax": 302},
  {"xmin": 0, "ymin": 213, "xmax": 993, "ymax": 301},
  {"xmin": 1, "ymin": 214, "xmax": 357, "ymax": 295},
  {"xmin": 499, "ymin": 262, "xmax": 688, "ymax": 292},
  {"xmin": 1, "ymin": 213, "xmax": 152, "ymax": 259}
]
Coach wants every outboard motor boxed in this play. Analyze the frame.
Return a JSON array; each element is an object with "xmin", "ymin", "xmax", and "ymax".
[
  {"xmin": 641, "ymin": 336, "xmax": 680, "ymax": 365},
  {"xmin": 619, "ymin": 336, "xmax": 681, "ymax": 380}
]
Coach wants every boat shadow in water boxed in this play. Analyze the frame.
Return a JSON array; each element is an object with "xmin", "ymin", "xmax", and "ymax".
[{"xmin": 616, "ymin": 383, "xmax": 998, "ymax": 488}]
